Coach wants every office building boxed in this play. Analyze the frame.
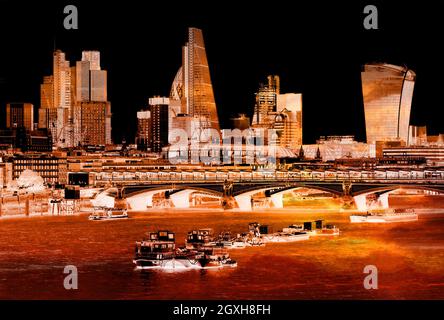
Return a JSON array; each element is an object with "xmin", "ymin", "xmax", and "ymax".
[
  {"xmin": 136, "ymin": 110, "xmax": 151, "ymax": 151},
  {"xmin": 149, "ymin": 97, "xmax": 169, "ymax": 153},
  {"xmin": 73, "ymin": 101, "xmax": 112, "ymax": 146},
  {"xmin": 251, "ymin": 75, "xmax": 303, "ymax": 149},
  {"xmin": 361, "ymin": 63, "xmax": 416, "ymax": 144},
  {"xmin": 39, "ymin": 50, "xmax": 111, "ymax": 148},
  {"xmin": 5, "ymin": 103, "xmax": 34, "ymax": 131},
  {"xmin": 169, "ymin": 27, "xmax": 220, "ymax": 138}
]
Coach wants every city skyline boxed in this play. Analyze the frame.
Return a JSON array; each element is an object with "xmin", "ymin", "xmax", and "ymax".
[
  {"xmin": 1, "ymin": 1, "xmax": 444, "ymax": 306},
  {"xmin": 0, "ymin": 1, "xmax": 443, "ymax": 144}
]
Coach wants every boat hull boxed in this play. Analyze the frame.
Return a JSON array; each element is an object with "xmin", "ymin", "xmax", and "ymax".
[{"xmin": 350, "ymin": 214, "xmax": 418, "ymax": 223}]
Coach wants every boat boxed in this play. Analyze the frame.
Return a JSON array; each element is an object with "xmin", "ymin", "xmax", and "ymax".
[
  {"xmin": 88, "ymin": 207, "xmax": 128, "ymax": 220},
  {"xmin": 249, "ymin": 222, "xmax": 309, "ymax": 244},
  {"xmin": 288, "ymin": 220, "xmax": 340, "ymax": 236},
  {"xmin": 261, "ymin": 231, "xmax": 310, "ymax": 243},
  {"xmin": 194, "ymin": 246, "xmax": 237, "ymax": 269},
  {"xmin": 185, "ymin": 228, "xmax": 215, "ymax": 249},
  {"xmin": 133, "ymin": 231, "xmax": 200, "ymax": 269},
  {"xmin": 209, "ymin": 231, "xmax": 247, "ymax": 249},
  {"xmin": 350, "ymin": 208, "xmax": 418, "ymax": 223},
  {"xmin": 243, "ymin": 223, "xmax": 265, "ymax": 246}
]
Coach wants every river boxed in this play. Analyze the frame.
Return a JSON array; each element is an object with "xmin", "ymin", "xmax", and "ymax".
[{"xmin": 0, "ymin": 209, "xmax": 443, "ymax": 299}]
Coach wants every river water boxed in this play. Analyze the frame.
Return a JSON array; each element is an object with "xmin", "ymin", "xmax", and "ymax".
[{"xmin": 0, "ymin": 209, "xmax": 443, "ymax": 299}]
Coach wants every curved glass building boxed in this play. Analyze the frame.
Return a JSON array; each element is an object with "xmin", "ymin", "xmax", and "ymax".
[{"xmin": 361, "ymin": 63, "xmax": 416, "ymax": 144}]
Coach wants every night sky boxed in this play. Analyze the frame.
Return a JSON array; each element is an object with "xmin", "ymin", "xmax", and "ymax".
[{"xmin": 0, "ymin": 0, "xmax": 443, "ymax": 144}]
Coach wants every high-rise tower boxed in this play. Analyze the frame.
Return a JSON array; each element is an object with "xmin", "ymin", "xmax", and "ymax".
[
  {"xmin": 361, "ymin": 63, "xmax": 416, "ymax": 144},
  {"xmin": 170, "ymin": 28, "xmax": 220, "ymax": 136}
]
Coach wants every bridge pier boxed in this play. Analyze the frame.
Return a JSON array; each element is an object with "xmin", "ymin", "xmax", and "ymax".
[
  {"xmin": 270, "ymin": 193, "xmax": 284, "ymax": 208},
  {"xmin": 234, "ymin": 194, "xmax": 253, "ymax": 211},
  {"xmin": 170, "ymin": 190, "xmax": 194, "ymax": 208}
]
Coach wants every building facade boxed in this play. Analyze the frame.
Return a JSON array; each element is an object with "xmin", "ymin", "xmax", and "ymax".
[
  {"xmin": 149, "ymin": 97, "xmax": 169, "ymax": 153},
  {"xmin": 136, "ymin": 110, "xmax": 151, "ymax": 151},
  {"xmin": 169, "ymin": 27, "xmax": 220, "ymax": 139},
  {"xmin": 6, "ymin": 103, "xmax": 34, "ymax": 131},
  {"xmin": 361, "ymin": 63, "xmax": 416, "ymax": 144},
  {"xmin": 73, "ymin": 101, "xmax": 112, "ymax": 146},
  {"xmin": 251, "ymin": 75, "xmax": 303, "ymax": 150},
  {"xmin": 10, "ymin": 154, "xmax": 67, "ymax": 185},
  {"xmin": 38, "ymin": 50, "xmax": 111, "ymax": 148}
]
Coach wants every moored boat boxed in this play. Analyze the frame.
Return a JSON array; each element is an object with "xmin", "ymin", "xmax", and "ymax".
[
  {"xmin": 350, "ymin": 208, "xmax": 418, "ymax": 223},
  {"xmin": 88, "ymin": 207, "xmax": 128, "ymax": 220},
  {"xmin": 133, "ymin": 230, "xmax": 199, "ymax": 269},
  {"xmin": 295, "ymin": 220, "xmax": 340, "ymax": 236},
  {"xmin": 194, "ymin": 246, "xmax": 237, "ymax": 269}
]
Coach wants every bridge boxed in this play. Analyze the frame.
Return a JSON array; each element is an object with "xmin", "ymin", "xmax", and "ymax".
[{"xmin": 91, "ymin": 177, "xmax": 444, "ymax": 212}]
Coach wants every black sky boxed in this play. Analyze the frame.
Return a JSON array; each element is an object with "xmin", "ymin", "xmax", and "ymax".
[{"xmin": 0, "ymin": 0, "xmax": 443, "ymax": 144}]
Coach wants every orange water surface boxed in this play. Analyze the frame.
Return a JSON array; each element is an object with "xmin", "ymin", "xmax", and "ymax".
[{"xmin": 0, "ymin": 209, "xmax": 443, "ymax": 299}]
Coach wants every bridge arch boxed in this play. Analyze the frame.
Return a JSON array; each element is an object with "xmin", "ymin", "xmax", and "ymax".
[
  {"xmin": 233, "ymin": 183, "xmax": 342, "ymax": 211},
  {"xmin": 125, "ymin": 186, "xmax": 222, "ymax": 211},
  {"xmin": 353, "ymin": 185, "xmax": 444, "ymax": 211}
]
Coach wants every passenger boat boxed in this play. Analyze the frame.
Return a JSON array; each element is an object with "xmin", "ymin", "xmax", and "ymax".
[
  {"xmin": 350, "ymin": 208, "xmax": 418, "ymax": 223},
  {"xmin": 185, "ymin": 228, "xmax": 214, "ymax": 249},
  {"xmin": 210, "ymin": 232, "xmax": 248, "ymax": 249},
  {"xmin": 261, "ymin": 231, "xmax": 310, "ymax": 243},
  {"xmin": 133, "ymin": 231, "xmax": 199, "ymax": 269},
  {"xmin": 250, "ymin": 222, "xmax": 309, "ymax": 243},
  {"xmin": 194, "ymin": 246, "xmax": 237, "ymax": 269},
  {"xmin": 287, "ymin": 220, "xmax": 340, "ymax": 236},
  {"xmin": 88, "ymin": 207, "xmax": 128, "ymax": 220}
]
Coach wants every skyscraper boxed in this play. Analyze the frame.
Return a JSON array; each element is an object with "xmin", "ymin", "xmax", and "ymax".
[
  {"xmin": 170, "ymin": 27, "xmax": 220, "ymax": 137},
  {"xmin": 135, "ymin": 97, "xmax": 169, "ymax": 153},
  {"xmin": 73, "ymin": 101, "xmax": 111, "ymax": 146},
  {"xmin": 53, "ymin": 50, "xmax": 71, "ymax": 110},
  {"xmin": 361, "ymin": 63, "xmax": 416, "ymax": 144},
  {"xmin": 6, "ymin": 103, "xmax": 34, "ymax": 131},
  {"xmin": 252, "ymin": 75, "xmax": 280, "ymax": 127},
  {"xmin": 149, "ymin": 97, "xmax": 169, "ymax": 153},
  {"xmin": 39, "ymin": 50, "xmax": 112, "ymax": 148},
  {"xmin": 75, "ymin": 51, "xmax": 107, "ymax": 102},
  {"xmin": 136, "ymin": 110, "xmax": 151, "ymax": 151},
  {"xmin": 251, "ymin": 75, "xmax": 303, "ymax": 149}
]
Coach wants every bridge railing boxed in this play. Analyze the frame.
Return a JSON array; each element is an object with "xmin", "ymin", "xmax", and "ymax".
[{"xmin": 92, "ymin": 174, "xmax": 444, "ymax": 186}]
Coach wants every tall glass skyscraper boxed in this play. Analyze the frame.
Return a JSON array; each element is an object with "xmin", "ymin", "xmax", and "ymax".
[
  {"xmin": 170, "ymin": 28, "xmax": 220, "ymax": 134},
  {"xmin": 361, "ymin": 63, "xmax": 416, "ymax": 144}
]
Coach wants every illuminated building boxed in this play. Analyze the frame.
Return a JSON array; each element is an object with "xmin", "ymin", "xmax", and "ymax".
[
  {"xmin": 73, "ymin": 51, "xmax": 110, "ymax": 146},
  {"xmin": 77, "ymin": 51, "xmax": 107, "ymax": 102},
  {"xmin": 6, "ymin": 103, "xmax": 34, "ymax": 131},
  {"xmin": 382, "ymin": 147, "xmax": 444, "ymax": 166},
  {"xmin": 277, "ymin": 93, "xmax": 303, "ymax": 147},
  {"xmin": 136, "ymin": 110, "xmax": 151, "ymax": 151},
  {"xmin": 38, "ymin": 50, "xmax": 72, "ymax": 147},
  {"xmin": 408, "ymin": 125, "xmax": 427, "ymax": 146},
  {"xmin": 149, "ymin": 97, "xmax": 169, "ymax": 153},
  {"xmin": 361, "ymin": 63, "xmax": 416, "ymax": 144},
  {"xmin": 39, "ymin": 50, "xmax": 111, "ymax": 148},
  {"xmin": 251, "ymin": 75, "xmax": 303, "ymax": 149},
  {"xmin": 252, "ymin": 75, "xmax": 280, "ymax": 127},
  {"xmin": 9, "ymin": 154, "xmax": 67, "ymax": 185},
  {"xmin": 301, "ymin": 136, "xmax": 375, "ymax": 161},
  {"xmin": 169, "ymin": 27, "xmax": 220, "ymax": 138},
  {"xmin": 73, "ymin": 101, "xmax": 112, "ymax": 146}
]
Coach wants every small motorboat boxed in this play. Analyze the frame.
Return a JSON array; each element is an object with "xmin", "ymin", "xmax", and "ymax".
[{"xmin": 88, "ymin": 207, "xmax": 128, "ymax": 221}]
